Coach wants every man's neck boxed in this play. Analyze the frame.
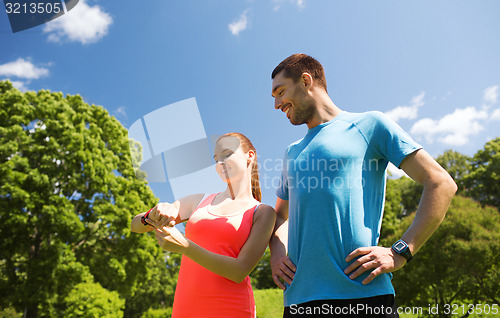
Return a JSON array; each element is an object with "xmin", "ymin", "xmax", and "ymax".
[{"xmin": 306, "ymin": 93, "xmax": 342, "ymax": 129}]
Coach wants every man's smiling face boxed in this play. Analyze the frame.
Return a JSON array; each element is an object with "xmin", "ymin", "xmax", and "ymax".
[{"xmin": 272, "ymin": 71, "xmax": 315, "ymax": 126}]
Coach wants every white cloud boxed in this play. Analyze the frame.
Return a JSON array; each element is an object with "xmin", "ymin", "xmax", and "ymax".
[
  {"xmin": 11, "ymin": 80, "xmax": 29, "ymax": 92},
  {"xmin": 229, "ymin": 10, "xmax": 250, "ymax": 36},
  {"xmin": 114, "ymin": 106, "xmax": 127, "ymax": 118},
  {"xmin": 410, "ymin": 106, "xmax": 488, "ymax": 146},
  {"xmin": 295, "ymin": 0, "xmax": 306, "ymax": 9},
  {"xmin": 491, "ymin": 108, "xmax": 500, "ymax": 121},
  {"xmin": 483, "ymin": 85, "xmax": 498, "ymax": 105},
  {"xmin": 387, "ymin": 162, "xmax": 407, "ymax": 179},
  {"xmin": 43, "ymin": 0, "xmax": 112, "ymax": 44},
  {"xmin": 0, "ymin": 58, "xmax": 49, "ymax": 79},
  {"xmin": 385, "ymin": 92, "xmax": 425, "ymax": 122},
  {"xmin": 273, "ymin": 0, "xmax": 306, "ymax": 11}
]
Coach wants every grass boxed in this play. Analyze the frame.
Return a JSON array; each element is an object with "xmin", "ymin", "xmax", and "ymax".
[{"xmin": 254, "ymin": 288, "xmax": 284, "ymax": 318}]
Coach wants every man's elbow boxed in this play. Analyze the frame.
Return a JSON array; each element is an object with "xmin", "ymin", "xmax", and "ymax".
[
  {"xmin": 448, "ymin": 178, "xmax": 458, "ymax": 197},
  {"xmin": 440, "ymin": 172, "xmax": 458, "ymax": 199}
]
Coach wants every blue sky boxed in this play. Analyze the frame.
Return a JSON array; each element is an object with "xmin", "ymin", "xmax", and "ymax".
[{"xmin": 1, "ymin": 0, "xmax": 500, "ymax": 206}]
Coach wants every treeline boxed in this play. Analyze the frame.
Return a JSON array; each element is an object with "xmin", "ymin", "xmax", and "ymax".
[
  {"xmin": 0, "ymin": 81, "xmax": 498, "ymax": 317},
  {"xmin": 379, "ymin": 141, "xmax": 500, "ymax": 317},
  {"xmin": 0, "ymin": 81, "xmax": 177, "ymax": 318}
]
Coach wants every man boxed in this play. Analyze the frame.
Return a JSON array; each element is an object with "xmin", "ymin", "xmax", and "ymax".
[{"xmin": 269, "ymin": 54, "xmax": 457, "ymax": 317}]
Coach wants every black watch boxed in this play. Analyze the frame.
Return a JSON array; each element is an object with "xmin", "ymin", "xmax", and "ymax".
[
  {"xmin": 141, "ymin": 208, "xmax": 153, "ymax": 226},
  {"xmin": 391, "ymin": 239, "xmax": 413, "ymax": 262}
]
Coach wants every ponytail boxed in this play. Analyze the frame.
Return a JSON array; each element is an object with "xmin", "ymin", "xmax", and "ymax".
[{"xmin": 251, "ymin": 160, "xmax": 262, "ymax": 202}]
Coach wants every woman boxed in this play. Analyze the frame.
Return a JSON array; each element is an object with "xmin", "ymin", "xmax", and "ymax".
[{"xmin": 131, "ymin": 133, "xmax": 276, "ymax": 318}]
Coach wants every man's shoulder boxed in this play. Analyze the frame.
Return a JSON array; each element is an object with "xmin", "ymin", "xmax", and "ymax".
[
  {"xmin": 340, "ymin": 110, "xmax": 388, "ymax": 123},
  {"xmin": 285, "ymin": 137, "xmax": 304, "ymax": 150},
  {"xmin": 340, "ymin": 111, "xmax": 395, "ymax": 134}
]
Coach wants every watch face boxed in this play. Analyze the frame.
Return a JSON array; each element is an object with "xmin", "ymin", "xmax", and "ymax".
[{"xmin": 394, "ymin": 241, "xmax": 406, "ymax": 252}]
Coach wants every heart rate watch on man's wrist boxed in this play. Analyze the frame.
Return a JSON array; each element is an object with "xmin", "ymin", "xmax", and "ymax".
[{"xmin": 391, "ymin": 239, "xmax": 413, "ymax": 262}]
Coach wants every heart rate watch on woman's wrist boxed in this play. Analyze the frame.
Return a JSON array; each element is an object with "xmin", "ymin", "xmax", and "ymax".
[{"xmin": 141, "ymin": 208, "xmax": 153, "ymax": 226}]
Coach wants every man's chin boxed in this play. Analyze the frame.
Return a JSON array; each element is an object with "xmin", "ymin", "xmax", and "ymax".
[{"xmin": 290, "ymin": 117, "xmax": 306, "ymax": 126}]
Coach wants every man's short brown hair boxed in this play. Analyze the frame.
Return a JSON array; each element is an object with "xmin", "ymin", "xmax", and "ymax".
[{"xmin": 272, "ymin": 54, "xmax": 327, "ymax": 92}]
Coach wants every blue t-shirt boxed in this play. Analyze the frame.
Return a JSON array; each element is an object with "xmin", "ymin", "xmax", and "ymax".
[{"xmin": 276, "ymin": 111, "xmax": 422, "ymax": 306}]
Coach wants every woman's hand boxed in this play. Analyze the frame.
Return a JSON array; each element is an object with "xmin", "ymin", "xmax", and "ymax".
[
  {"xmin": 147, "ymin": 202, "xmax": 180, "ymax": 228},
  {"xmin": 155, "ymin": 226, "xmax": 190, "ymax": 254}
]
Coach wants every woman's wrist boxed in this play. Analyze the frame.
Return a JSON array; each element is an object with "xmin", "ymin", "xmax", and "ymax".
[{"xmin": 182, "ymin": 238, "xmax": 197, "ymax": 257}]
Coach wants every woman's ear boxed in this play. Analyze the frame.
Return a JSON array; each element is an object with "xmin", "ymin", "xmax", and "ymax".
[{"xmin": 247, "ymin": 150, "xmax": 256, "ymax": 165}]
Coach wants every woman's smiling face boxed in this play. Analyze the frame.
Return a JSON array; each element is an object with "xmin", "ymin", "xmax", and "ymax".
[{"xmin": 213, "ymin": 136, "xmax": 248, "ymax": 183}]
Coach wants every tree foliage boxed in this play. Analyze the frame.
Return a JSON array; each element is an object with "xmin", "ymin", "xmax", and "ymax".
[
  {"xmin": 64, "ymin": 282, "xmax": 125, "ymax": 318},
  {"xmin": 381, "ymin": 196, "xmax": 500, "ymax": 317},
  {"xmin": 0, "ymin": 81, "xmax": 176, "ymax": 317},
  {"xmin": 250, "ymin": 248, "xmax": 275, "ymax": 289},
  {"xmin": 381, "ymin": 177, "xmax": 423, "ymax": 239},
  {"xmin": 464, "ymin": 137, "xmax": 500, "ymax": 208},
  {"xmin": 436, "ymin": 150, "xmax": 471, "ymax": 193}
]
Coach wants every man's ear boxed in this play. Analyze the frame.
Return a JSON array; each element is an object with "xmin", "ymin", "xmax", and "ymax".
[{"xmin": 302, "ymin": 72, "xmax": 313, "ymax": 89}]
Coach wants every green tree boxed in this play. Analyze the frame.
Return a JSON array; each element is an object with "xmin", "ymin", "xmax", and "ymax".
[
  {"xmin": 250, "ymin": 248, "xmax": 276, "ymax": 290},
  {"xmin": 436, "ymin": 150, "xmax": 471, "ymax": 193},
  {"xmin": 464, "ymin": 138, "xmax": 500, "ymax": 208},
  {"xmin": 64, "ymin": 282, "xmax": 125, "ymax": 318},
  {"xmin": 140, "ymin": 307, "xmax": 173, "ymax": 318},
  {"xmin": 381, "ymin": 178, "xmax": 405, "ymax": 240},
  {"xmin": 0, "ymin": 81, "xmax": 175, "ymax": 317},
  {"xmin": 381, "ymin": 177, "xmax": 423, "ymax": 241},
  {"xmin": 125, "ymin": 253, "xmax": 181, "ymax": 316},
  {"xmin": 381, "ymin": 196, "xmax": 500, "ymax": 317}
]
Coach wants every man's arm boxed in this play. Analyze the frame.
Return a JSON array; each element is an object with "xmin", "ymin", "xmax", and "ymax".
[
  {"xmin": 344, "ymin": 149, "xmax": 457, "ymax": 284},
  {"xmin": 269, "ymin": 197, "xmax": 296, "ymax": 290}
]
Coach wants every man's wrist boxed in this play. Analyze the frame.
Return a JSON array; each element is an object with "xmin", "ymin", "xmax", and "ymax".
[{"xmin": 391, "ymin": 239, "xmax": 413, "ymax": 262}]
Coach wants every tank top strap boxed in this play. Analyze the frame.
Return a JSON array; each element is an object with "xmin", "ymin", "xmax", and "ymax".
[
  {"xmin": 193, "ymin": 193, "xmax": 219, "ymax": 213},
  {"xmin": 249, "ymin": 203, "xmax": 263, "ymax": 221}
]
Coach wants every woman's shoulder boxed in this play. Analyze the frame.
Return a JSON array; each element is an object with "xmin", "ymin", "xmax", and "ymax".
[
  {"xmin": 254, "ymin": 202, "xmax": 274, "ymax": 211},
  {"xmin": 253, "ymin": 203, "xmax": 276, "ymax": 221}
]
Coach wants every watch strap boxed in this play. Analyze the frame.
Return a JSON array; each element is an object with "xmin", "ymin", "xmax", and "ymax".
[
  {"xmin": 392, "ymin": 239, "xmax": 413, "ymax": 262},
  {"xmin": 141, "ymin": 208, "xmax": 153, "ymax": 226}
]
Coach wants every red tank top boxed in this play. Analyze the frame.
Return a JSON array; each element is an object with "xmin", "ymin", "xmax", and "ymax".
[{"xmin": 172, "ymin": 193, "xmax": 258, "ymax": 318}]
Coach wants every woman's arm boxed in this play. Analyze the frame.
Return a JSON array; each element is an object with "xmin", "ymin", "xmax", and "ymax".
[
  {"xmin": 131, "ymin": 193, "xmax": 205, "ymax": 233},
  {"xmin": 155, "ymin": 204, "xmax": 276, "ymax": 283}
]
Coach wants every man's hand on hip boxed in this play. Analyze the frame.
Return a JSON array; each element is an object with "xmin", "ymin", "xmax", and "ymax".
[
  {"xmin": 344, "ymin": 246, "xmax": 407, "ymax": 285},
  {"xmin": 271, "ymin": 253, "xmax": 296, "ymax": 290}
]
